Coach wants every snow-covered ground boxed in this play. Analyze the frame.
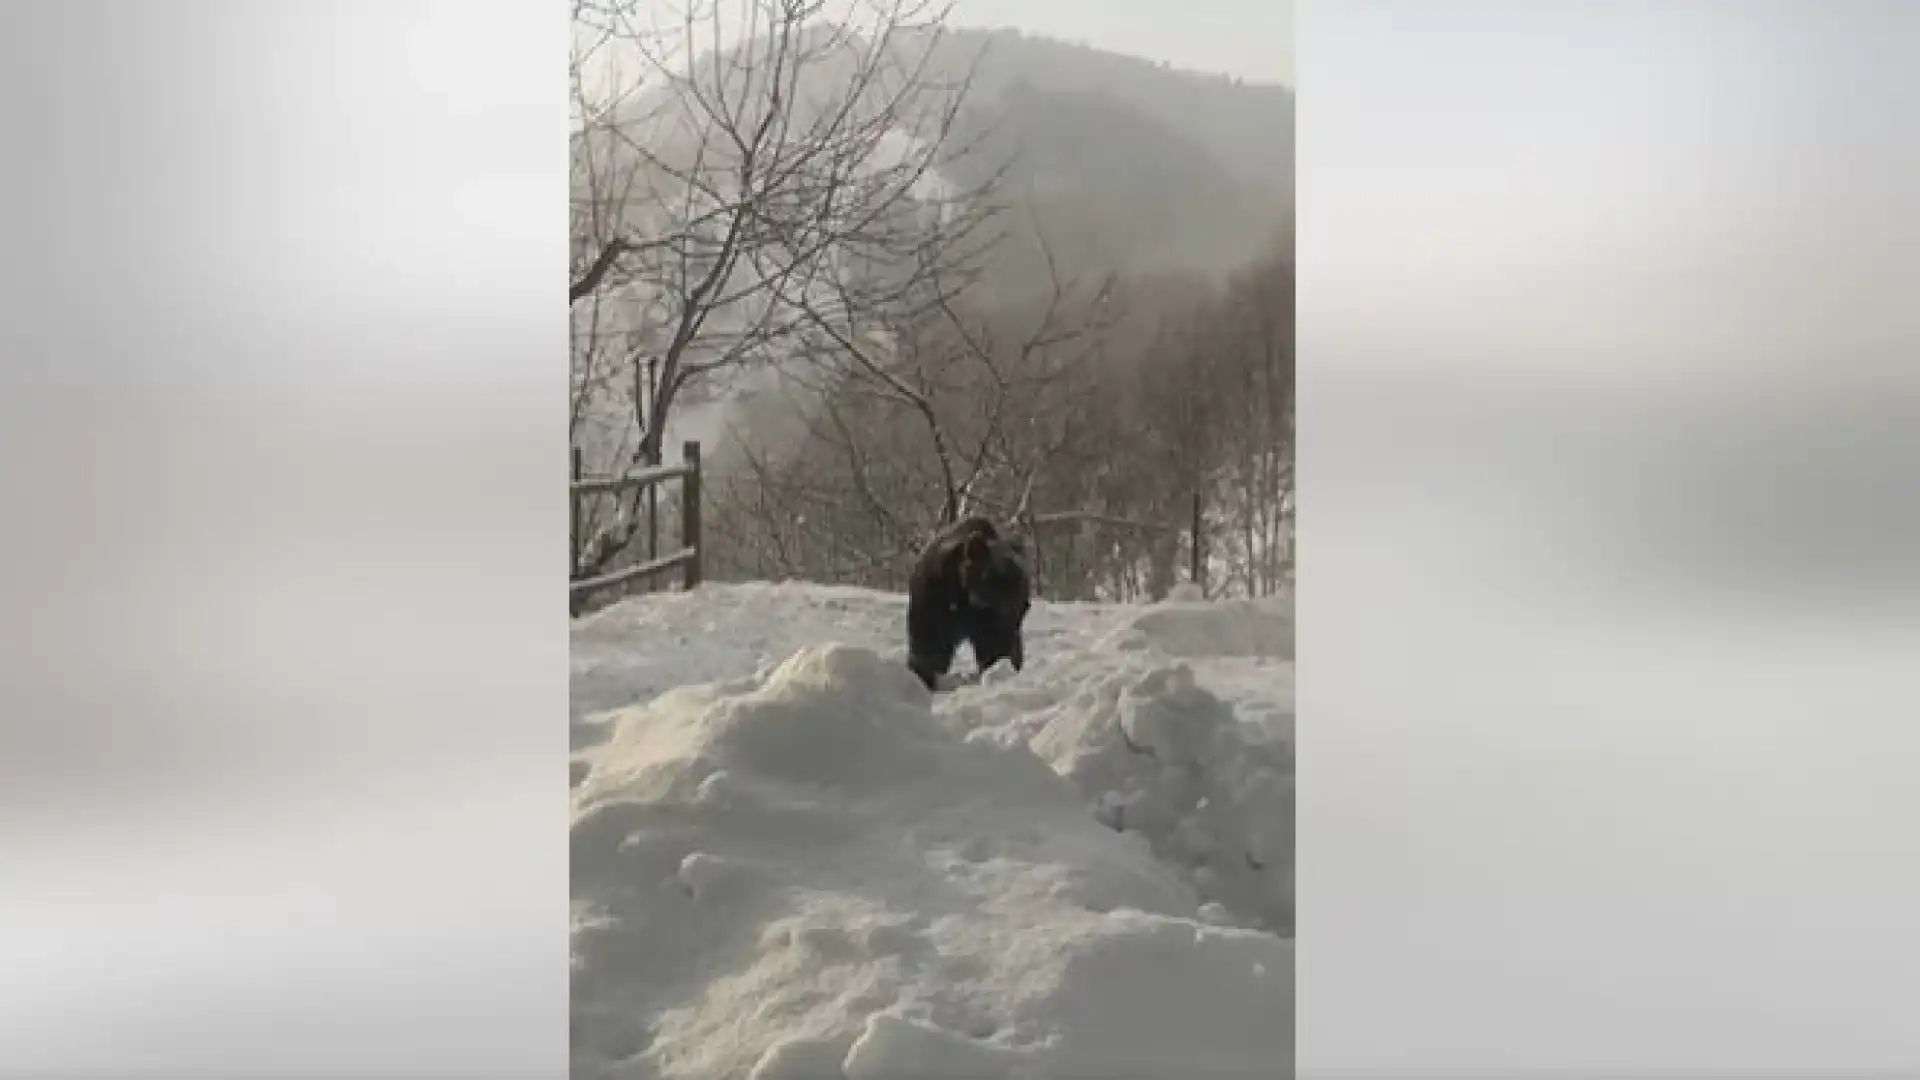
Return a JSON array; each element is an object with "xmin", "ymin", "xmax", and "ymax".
[{"xmin": 571, "ymin": 582, "xmax": 1293, "ymax": 1079}]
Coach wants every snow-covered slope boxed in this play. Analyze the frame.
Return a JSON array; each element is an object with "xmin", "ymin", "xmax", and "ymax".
[{"xmin": 571, "ymin": 583, "xmax": 1293, "ymax": 1079}]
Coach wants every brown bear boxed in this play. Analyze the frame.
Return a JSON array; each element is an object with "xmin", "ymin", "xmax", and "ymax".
[{"xmin": 904, "ymin": 516, "xmax": 1032, "ymax": 691}]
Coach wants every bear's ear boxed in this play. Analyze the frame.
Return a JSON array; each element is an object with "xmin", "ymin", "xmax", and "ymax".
[{"xmin": 997, "ymin": 532, "xmax": 1032, "ymax": 573}]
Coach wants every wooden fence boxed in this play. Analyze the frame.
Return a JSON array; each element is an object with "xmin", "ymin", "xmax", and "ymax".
[
  {"xmin": 1021, "ymin": 491, "xmax": 1209, "ymax": 598},
  {"xmin": 571, "ymin": 449, "xmax": 1216, "ymax": 608},
  {"xmin": 570, "ymin": 439, "xmax": 702, "ymax": 613}
]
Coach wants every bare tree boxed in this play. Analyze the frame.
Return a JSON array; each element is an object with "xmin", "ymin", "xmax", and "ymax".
[
  {"xmin": 698, "ymin": 208, "xmax": 1122, "ymax": 584},
  {"xmin": 950, "ymin": 234, "xmax": 1293, "ymax": 603},
  {"xmin": 568, "ymin": 0, "xmax": 1000, "ymax": 586},
  {"xmin": 1125, "ymin": 236, "xmax": 1293, "ymax": 599},
  {"xmin": 614, "ymin": 10, "xmax": 1298, "ymax": 604}
]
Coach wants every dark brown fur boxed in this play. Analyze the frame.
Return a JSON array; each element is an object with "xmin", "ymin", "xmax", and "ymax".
[{"xmin": 905, "ymin": 517, "xmax": 1032, "ymax": 690}]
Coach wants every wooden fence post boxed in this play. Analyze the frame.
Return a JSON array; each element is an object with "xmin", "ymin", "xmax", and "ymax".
[
  {"xmin": 682, "ymin": 440, "xmax": 703, "ymax": 589},
  {"xmin": 646, "ymin": 360, "xmax": 661, "ymax": 590},
  {"xmin": 570, "ymin": 445, "xmax": 582, "ymax": 576},
  {"xmin": 569, "ymin": 445, "xmax": 584, "ymax": 617},
  {"xmin": 1189, "ymin": 489, "xmax": 1205, "ymax": 596}
]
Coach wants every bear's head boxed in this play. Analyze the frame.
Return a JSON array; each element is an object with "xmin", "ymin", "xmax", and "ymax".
[{"xmin": 958, "ymin": 528, "xmax": 1032, "ymax": 624}]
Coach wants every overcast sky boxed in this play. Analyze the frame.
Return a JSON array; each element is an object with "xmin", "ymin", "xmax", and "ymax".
[{"xmin": 949, "ymin": 0, "xmax": 1293, "ymax": 84}]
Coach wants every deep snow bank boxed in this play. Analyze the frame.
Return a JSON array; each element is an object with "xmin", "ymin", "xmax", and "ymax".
[
  {"xmin": 571, "ymin": 583, "xmax": 1293, "ymax": 1079},
  {"xmin": 1022, "ymin": 662, "xmax": 1293, "ymax": 935},
  {"xmin": 1101, "ymin": 596, "xmax": 1294, "ymax": 661}
]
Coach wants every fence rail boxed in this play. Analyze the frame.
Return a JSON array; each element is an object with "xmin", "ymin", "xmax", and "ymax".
[
  {"xmin": 569, "ymin": 546, "xmax": 698, "ymax": 594},
  {"xmin": 569, "ymin": 459, "xmax": 694, "ymax": 497},
  {"xmin": 1022, "ymin": 491, "xmax": 1208, "ymax": 596},
  {"xmin": 570, "ymin": 440, "xmax": 702, "ymax": 613}
]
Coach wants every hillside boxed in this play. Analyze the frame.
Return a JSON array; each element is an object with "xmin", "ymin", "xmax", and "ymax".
[
  {"xmin": 570, "ymin": 583, "xmax": 1294, "ymax": 1079},
  {"xmin": 925, "ymin": 27, "xmax": 1293, "ymax": 192},
  {"xmin": 923, "ymin": 27, "xmax": 1294, "ymax": 278},
  {"xmin": 591, "ymin": 25, "xmax": 1292, "ymax": 281}
]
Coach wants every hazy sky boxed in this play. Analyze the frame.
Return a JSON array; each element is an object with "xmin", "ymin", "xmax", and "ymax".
[
  {"xmin": 949, "ymin": 0, "xmax": 1293, "ymax": 84},
  {"xmin": 575, "ymin": 0, "xmax": 1293, "ymax": 91}
]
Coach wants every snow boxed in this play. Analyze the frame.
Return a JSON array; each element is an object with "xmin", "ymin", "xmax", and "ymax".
[{"xmin": 572, "ymin": 582, "xmax": 1293, "ymax": 1079}]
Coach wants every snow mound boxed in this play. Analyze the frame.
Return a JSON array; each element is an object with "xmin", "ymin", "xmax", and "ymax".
[
  {"xmin": 570, "ymin": 582, "xmax": 908, "ymax": 724},
  {"xmin": 1026, "ymin": 662, "xmax": 1294, "ymax": 935},
  {"xmin": 571, "ymin": 642, "xmax": 1291, "ymax": 1080},
  {"xmin": 1102, "ymin": 597, "xmax": 1294, "ymax": 660}
]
